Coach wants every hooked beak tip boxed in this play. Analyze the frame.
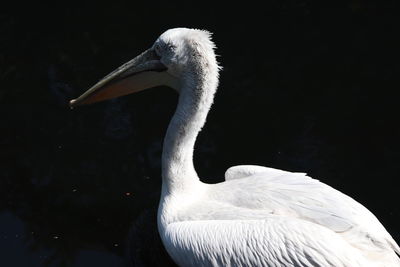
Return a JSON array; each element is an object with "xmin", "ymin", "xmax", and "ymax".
[{"xmin": 69, "ymin": 99, "xmax": 77, "ymax": 109}]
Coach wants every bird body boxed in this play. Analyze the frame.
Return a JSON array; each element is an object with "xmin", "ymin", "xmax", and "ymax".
[
  {"xmin": 71, "ymin": 28, "xmax": 400, "ymax": 266},
  {"xmin": 159, "ymin": 167, "xmax": 399, "ymax": 266}
]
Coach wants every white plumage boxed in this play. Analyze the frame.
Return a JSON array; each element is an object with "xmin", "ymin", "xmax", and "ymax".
[
  {"xmin": 161, "ymin": 165, "xmax": 400, "ymax": 266},
  {"xmin": 71, "ymin": 28, "xmax": 400, "ymax": 266}
]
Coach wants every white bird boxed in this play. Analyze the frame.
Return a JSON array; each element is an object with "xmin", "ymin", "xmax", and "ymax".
[{"xmin": 70, "ymin": 28, "xmax": 400, "ymax": 266}]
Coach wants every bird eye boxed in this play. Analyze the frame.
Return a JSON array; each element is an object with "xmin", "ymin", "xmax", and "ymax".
[{"xmin": 167, "ymin": 44, "xmax": 176, "ymax": 51}]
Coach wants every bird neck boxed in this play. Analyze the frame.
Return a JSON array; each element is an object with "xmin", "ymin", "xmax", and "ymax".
[{"xmin": 161, "ymin": 68, "xmax": 219, "ymax": 193}]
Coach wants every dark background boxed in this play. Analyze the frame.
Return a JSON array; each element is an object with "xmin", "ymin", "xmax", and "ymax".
[{"xmin": 1, "ymin": 1, "xmax": 399, "ymax": 266}]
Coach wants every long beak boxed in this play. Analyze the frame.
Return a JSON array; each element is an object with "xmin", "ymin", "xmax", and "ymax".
[{"xmin": 69, "ymin": 48, "xmax": 176, "ymax": 108}]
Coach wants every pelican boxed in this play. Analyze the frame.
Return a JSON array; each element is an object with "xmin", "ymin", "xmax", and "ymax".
[{"xmin": 70, "ymin": 28, "xmax": 400, "ymax": 266}]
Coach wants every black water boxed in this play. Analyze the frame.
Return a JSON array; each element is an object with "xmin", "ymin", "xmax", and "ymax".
[{"xmin": 1, "ymin": 1, "xmax": 399, "ymax": 266}]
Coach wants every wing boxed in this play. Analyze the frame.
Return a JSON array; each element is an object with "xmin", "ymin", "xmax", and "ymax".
[
  {"xmin": 214, "ymin": 169, "xmax": 400, "ymax": 263},
  {"xmin": 162, "ymin": 218, "xmax": 372, "ymax": 267}
]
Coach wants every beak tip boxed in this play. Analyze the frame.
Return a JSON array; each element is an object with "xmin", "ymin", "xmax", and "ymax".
[{"xmin": 69, "ymin": 99, "xmax": 77, "ymax": 109}]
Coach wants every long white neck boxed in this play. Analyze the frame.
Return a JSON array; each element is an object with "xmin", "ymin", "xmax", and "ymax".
[{"xmin": 161, "ymin": 62, "xmax": 219, "ymax": 193}]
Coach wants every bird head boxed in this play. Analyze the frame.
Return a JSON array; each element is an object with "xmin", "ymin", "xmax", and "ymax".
[{"xmin": 69, "ymin": 28, "xmax": 219, "ymax": 108}]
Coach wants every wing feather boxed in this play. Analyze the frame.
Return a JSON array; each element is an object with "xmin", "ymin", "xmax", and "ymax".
[
  {"xmin": 214, "ymin": 168, "xmax": 400, "ymax": 263},
  {"xmin": 162, "ymin": 218, "xmax": 372, "ymax": 267}
]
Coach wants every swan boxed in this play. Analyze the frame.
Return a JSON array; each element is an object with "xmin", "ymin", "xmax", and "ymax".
[{"xmin": 70, "ymin": 28, "xmax": 400, "ymax": 266}]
